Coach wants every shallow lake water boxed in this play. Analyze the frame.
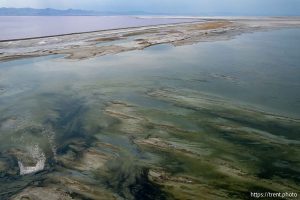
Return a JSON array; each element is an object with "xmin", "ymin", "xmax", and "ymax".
[{"xmin": 0, "ymin": 28, "xmax": 300, "ymax": 199}]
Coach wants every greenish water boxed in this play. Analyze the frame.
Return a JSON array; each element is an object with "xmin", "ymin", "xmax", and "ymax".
[{"xmin": 0, "ymin": 29, "xmax": 300, "ymax": 199}]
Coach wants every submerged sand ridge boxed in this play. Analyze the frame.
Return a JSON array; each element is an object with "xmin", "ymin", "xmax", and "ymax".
[
  {"xmin": 7, "ymin": 88, "xmax": 299, "ymax": 200},
  {"xmin": 0, "ymin": 17, "xmax": 300, "ymax": 200},
  {"xmin": 1, "ymin": 17, "xmax": 300, "ymax": 62}
]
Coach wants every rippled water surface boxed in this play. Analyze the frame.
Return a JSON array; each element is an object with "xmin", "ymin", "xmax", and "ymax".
[{"xmin": 0, "ymin": 28, "xmax": 300, "ymax": 199}]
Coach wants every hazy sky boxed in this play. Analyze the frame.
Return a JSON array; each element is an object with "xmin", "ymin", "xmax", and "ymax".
[{"xmin": 1, "ymin": 0, "xmax": 300, "ymax": 15}]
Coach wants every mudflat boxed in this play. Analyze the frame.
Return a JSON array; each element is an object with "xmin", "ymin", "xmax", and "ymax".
[{"xmin": 1, "ymin": 17, "xmax": 300, "ymax": 62}]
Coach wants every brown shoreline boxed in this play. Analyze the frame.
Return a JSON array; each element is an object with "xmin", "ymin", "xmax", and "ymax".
[{"xmin": 1, "ymin": 17, "xmax": 300, "ymax": 62}]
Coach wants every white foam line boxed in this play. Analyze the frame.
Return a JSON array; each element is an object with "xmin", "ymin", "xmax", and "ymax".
[{"xmin": 18, "ymin": 145, "xmax": 46, "ymax": 175}]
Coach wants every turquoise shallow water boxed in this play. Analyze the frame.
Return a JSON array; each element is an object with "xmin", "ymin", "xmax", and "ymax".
[{"xmin": 0, "ymin": 28, "xmax": 300, "ymax": 199}]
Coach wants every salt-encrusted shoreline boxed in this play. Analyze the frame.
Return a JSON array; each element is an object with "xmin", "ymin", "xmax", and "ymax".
[{"xmin": 0, "ymin": 17, "xmax": 300, "ymax": 62}]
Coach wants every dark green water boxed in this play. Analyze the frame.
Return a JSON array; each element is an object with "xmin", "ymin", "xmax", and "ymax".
[{"xmin": 0, "ymin": 28, "xmax": 299, "ymax": 199}]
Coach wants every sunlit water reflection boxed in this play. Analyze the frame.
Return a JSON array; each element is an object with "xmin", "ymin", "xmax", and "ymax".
[{"xmin": 0, "ymin": 28, "xmax": 300, "ymax": 199}]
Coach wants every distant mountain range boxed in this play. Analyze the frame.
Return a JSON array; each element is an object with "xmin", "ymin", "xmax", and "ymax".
[
  {"xmin": 0, "ymin": 7, "xmax": 153, "ymax": 16},
  {"xmin": 0, "ymin": 7, "xmax": 298, "ymax": 17}
]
